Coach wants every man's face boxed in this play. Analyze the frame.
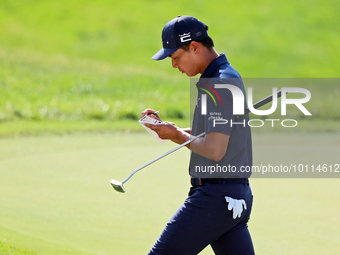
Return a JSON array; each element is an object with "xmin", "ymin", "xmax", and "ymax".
[{"xmin": 169, "ymin": 46, "xmax": 200, "ymax": 77}]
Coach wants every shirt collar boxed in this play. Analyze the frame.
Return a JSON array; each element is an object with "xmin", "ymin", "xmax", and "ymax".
[{"xmin": 200, "ymin": 53, "xmax": 229, "ymax": 78}]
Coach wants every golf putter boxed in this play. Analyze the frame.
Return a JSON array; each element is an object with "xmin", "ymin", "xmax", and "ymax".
[
  {"xmin": 110, "ymin": 90, "xmax": 283, "ymax": 193},
  {"xmin": 110, "ymin": 132, "xmax": 206, "ymax": 193}
]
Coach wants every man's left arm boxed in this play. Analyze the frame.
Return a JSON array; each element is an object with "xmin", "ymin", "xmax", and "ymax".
[{"xmin": 145, "ymin": 122, "xmax": 229, "ymax": 162}]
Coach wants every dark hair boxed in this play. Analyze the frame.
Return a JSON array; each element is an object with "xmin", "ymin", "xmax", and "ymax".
[{"xmin": 180, "ymin": 36, "xmax": 215, "ymax": 51}]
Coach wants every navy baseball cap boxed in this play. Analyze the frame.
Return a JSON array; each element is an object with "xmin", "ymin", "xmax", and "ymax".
[{"xmin": 152, "ymin": 15, "xmax": 209, "ymax": 60}]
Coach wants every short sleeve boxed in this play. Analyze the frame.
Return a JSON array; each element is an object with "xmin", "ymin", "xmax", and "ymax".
[{"xmin": 204, "ymin": 87, "xmax": 234, "ymax": 136}]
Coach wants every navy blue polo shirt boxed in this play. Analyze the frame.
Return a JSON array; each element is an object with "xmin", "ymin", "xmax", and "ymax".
[{"xmin": 189, "ymin": 53, "xmax": 252, "ymax": 178}]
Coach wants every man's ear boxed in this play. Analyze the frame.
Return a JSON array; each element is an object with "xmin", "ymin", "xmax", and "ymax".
[{"xmin": 190, "ymin": 41, "xmax": 200, "ymax": 54}]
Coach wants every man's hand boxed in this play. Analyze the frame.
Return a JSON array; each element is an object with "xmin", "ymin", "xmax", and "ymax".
[
  {"xmin": 140, "ymin": 109, "xmax": 229, "ymax": 162},
  {"xmin": 225, "ymin": 196, "xmax": 247, "ymax": 219},
  {"xmin": 141, "ymin": 108, "xmax": 189, "ymax": 144},
  {"xmin": 145, "ymin": 121, "xmax": 179, "ymax": 141},
  {"xmin": 141, "ymin": 109, "xmax": 162, "ymax": 122}
]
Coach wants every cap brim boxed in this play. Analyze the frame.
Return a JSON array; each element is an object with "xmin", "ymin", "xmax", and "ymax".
[{"xmin": 152, "ymin": 47, "xmax": 180, "ymax": 60}]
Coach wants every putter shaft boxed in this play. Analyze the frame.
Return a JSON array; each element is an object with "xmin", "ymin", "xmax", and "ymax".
[{"xmin": 121, "ymin": 132, "xmax": 206, "ymax": 185}]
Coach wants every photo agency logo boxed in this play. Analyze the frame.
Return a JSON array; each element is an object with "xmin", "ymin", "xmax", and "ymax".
[{"xmin": 198, "ymin": 83, "xmax": 312, "ymax": 128}]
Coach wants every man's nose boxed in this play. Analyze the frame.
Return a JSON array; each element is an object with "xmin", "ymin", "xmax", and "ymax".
[{"xmin": 172, "ymin": 58, "xmax": 178, "ymax": 68}]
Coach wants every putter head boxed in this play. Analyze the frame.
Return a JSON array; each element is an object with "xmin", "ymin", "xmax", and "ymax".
[{"xmin": 110, "ymin": 179, "xmax": 125, "ymax": 193}]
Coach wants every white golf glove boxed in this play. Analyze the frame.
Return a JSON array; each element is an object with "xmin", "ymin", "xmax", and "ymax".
[{"xmin": 225, "ymin": 196, "xmax": 247, "ymax": 219}]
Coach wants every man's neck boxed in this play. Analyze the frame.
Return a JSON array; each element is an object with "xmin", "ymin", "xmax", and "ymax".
[{"xmin": 200, "ymin": 48, "xmax": 219, "ymax": 74}]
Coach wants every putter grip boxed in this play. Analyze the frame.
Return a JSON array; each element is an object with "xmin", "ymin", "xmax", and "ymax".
[{"xmin": 238, "ymin": 90, "xmax": 282, "ymax": 117}]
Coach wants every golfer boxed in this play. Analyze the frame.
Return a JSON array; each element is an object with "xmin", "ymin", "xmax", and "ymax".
[{"xmin": 142, "ymin": 15, "xmax": 255, "ymax": 255}]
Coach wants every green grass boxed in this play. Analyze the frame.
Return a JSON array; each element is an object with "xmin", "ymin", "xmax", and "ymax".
[
  {"xmin": 0, "ymin": 241, "xmax": 37, "ymax": 255},
  {"xmin": 0, "ymin": 48, "xmax": 189, "ymax": 122},
  {"xmin": 0, "ymin": 119, "xmax": 338, "ymax": 139},
  {"xmin": 0, "ymin": 1, "xmax": 339, "ymax": 252},
  {"xmin": 0, "ymin": 133, "xmax": 339, "ymax": 254},
  {"xmin": 0, "ymin": 0, "xmax": 338, "ymax": 75},
  {"xmin": 0, "ymin": 118, "xmax": 190, "ymax": 138},
  {"xmin": 0, "ymin": 0, "xmax": 339, "ymax": 133}
]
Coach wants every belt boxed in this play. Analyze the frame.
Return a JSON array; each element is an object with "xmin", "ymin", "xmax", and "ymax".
[{"xmin": 191, "ymin": 178, "xmax": 249, "ymax": 186}]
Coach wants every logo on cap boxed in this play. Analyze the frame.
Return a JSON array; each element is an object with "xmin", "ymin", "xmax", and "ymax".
[{"xmin": 179, "ymin": 32, "xmax": 191, "ymax": 43}]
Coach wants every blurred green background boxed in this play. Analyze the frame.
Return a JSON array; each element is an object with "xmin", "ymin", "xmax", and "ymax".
[
  {"xmin": 0, "ymin": 1, "xmax": 340, "ymax": 254},
  {"xmin": 0, "ymin": 0, "xmax": 339, "ymax": 136}
]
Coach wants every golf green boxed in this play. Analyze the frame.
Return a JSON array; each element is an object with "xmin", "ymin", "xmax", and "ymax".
[{"xmin": 0, "ymin": 133, "xmax": 339, "ymax": 254}]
